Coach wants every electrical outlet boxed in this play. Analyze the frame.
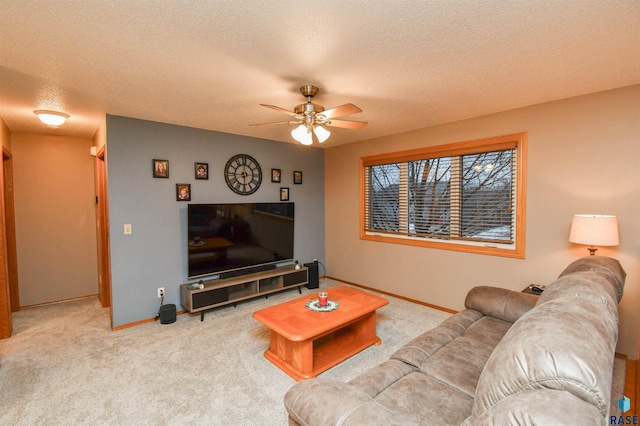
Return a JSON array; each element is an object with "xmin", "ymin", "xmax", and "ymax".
[
  {"xmin": 157, "ymin": 287, "xmax": 165, "ymax": 298},
  {"xmin": 124, "ymin": 224, "xmax": 132, "ymax": 235}
]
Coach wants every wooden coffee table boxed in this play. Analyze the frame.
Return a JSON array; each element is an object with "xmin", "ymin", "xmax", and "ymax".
[{"xmin": 253, "ymin": 286, "xmax": 388, "ymax": 381}]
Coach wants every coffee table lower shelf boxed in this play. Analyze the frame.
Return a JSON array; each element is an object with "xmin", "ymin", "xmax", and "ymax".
[{"xmin": 263, "ymin": 312, "xmax": 381, "ymax": 381}]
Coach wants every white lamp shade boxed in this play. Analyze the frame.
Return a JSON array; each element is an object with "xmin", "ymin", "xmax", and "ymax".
[
  {"xmin": 569, "ymin": 214, "xmax": 619, "ymax": 246},
  {"xmin": 313, "ymin": 125, "xmax": 331, "ymax": 143},
  {"xmin": 291, "ymin": 125, "xmax": 313, "ymax": 145},
  {"xmin": 35, "ymin": 110, "xmax": 69, "ymax": 126}
]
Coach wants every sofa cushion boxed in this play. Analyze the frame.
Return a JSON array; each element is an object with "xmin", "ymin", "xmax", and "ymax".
[
  {"xmin": 348, "ymin": 359, "xmax": 417, "ymax": 398},
  {"xmin": 419, "ymin": 317, "xmax": 511, "ymax": 397},
  {"xmin": 390, "ymin": 309, "xmax": 483, "ymax": 368},
  {"xmin": 461, "ymin": 315, "xmax": 513, "ymax": 348},
  {"xmin": 373, "ymin": 372, "xmax": 474, "ymax": 425}
]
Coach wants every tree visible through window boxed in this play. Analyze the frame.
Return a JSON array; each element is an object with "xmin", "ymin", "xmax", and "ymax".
[{"xmin": 361, "ymin": 133, "xmax": 527, "ymax": 258}]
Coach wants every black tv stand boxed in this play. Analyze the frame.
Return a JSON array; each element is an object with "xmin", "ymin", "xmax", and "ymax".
[{"xmin": 180, "ymin": 265, "xmax": 308, "ymax": 321}]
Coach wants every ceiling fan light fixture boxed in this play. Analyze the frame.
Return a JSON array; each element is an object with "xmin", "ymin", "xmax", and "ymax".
[
  {"xmin": 253, "ymin": 85, "xmax": 367, "ymax": 145},
  {"xmin": 34, "ymin": 110, "xmax": 69, "ymax": 127},
  {"xmin": 313, "ymin": 125, "xmax": 330, "ymax": 143},
  {"xmin": 291, "ymin": 124, "xmax": 313, "ymax": 145}
]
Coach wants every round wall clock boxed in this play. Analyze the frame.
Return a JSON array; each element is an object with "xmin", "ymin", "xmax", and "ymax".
[{"xmin": 224, "ymin": 154, "xmax": 262, "ymax": 195}]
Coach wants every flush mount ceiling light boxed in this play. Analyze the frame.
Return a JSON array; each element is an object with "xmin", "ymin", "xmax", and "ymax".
[
  {"xmin": 34, "ymin": 110, "xmax": 69, "ymax": 127},
  {"xmin": 250, "ymin": 85, "xmax": 367, "ymax": 145}
]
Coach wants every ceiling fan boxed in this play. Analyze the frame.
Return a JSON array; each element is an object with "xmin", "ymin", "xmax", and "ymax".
[{"xmin": 250, "ymin": 85, "xmax": 367, "ymax": 145}]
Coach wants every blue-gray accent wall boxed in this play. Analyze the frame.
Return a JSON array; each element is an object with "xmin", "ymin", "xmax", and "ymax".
[{"xmin": 105, "ymin": 115, "xmax": 325, "ymax": 327}]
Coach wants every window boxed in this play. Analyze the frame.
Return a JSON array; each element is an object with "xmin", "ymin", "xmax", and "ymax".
[{"xmin": 361, "ymin": 133, "xmax": 527, "ymax": 258}]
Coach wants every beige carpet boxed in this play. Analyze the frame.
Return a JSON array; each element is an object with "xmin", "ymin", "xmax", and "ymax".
[
  {"xmin": 0, "ymin": 280, "xmax": 451, "ymax": 425},
  {"xmin": 0, "ymin": 280, "xmax": 626, "ymax": 425}
]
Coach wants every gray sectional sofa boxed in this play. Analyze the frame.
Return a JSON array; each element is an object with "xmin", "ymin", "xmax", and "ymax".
[{"xmin": 284, "ymin": 256, "xmax": 626, "ymax": 425}]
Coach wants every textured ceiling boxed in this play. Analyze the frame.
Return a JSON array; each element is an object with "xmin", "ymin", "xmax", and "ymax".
[{"xmin": 1, "ymin": 1, "xmax": 639, "ymax": 147}]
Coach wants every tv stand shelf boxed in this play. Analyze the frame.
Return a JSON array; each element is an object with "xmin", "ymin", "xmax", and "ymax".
[{"xmin": 180, "ymin": 265, "xmax": 308, "ymax": 321}]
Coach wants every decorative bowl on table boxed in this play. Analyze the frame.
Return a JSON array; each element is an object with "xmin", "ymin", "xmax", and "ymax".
[{"xmin": 306, "ymin": 299, "xmax": 339, "ymax": 312}]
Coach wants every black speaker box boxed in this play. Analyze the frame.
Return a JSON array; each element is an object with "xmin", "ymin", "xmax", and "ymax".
[
  {"xmin": 304, "ymin": 262, "xmax": 319, "ymax": 289},
  {"xmin": 159, "ymin": 304, "xmax": 177, "ymax": 324}
]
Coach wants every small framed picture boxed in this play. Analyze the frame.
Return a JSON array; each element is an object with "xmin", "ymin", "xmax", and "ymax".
[
  {"xmin": 271, "ymin": 168, "xmax": 281, "ymax": 183},
  {"xmin": 153, "ymin": 159, "xmax": 169, "ymax": 178},
  {"xmin": 280, "ymin": 187, "xmax": 289, "ymax": 201},
  {"xmin": 195, "ymin": 162, "xmax": 208, "ymax": 180},
  {"xmin": 293, "ymin": 171, "xmax": 303, "ymax": 184},
  {"xmin": 176, "ymin": 184, "xmax": 191, "ymax": 201}
]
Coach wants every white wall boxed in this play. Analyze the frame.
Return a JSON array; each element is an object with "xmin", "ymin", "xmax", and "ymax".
[
  {"xmin": 325, "ymin": 85, "xmax": 640, "ymax": 358},
  {"xmin": 12, "ymin": 132, "xmax": 99, "ymax": 306}
]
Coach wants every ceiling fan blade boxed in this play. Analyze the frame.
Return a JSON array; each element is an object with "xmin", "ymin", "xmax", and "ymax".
[
  {"xmin": 249, "ymin": 120, "xmax": 296, "ymax": 126},
  {"xmin": 260, "ymin": 104, "xmax": 297, "ymax": 117},
  {"xmin": 320, "ymin": 103, "xmax": 362, "ymax": 119},
  {"xmin": 326, "ymin": 119, "xmax": 368, "ymax": 130}
]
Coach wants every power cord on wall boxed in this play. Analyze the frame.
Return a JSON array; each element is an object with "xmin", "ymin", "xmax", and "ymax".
[{"xmin": 154, "ymin": 294, "xmax": 165, "ymax": 321}]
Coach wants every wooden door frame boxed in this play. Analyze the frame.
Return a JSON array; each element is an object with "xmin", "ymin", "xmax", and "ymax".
[
  {"xmin": 3, "ymin": 149, "xmax": 19, "ymax": 312},
  {"xmin": 0, "ymin": 147, "xmax": 15, "ymax": 338},
  {"xmin": 95, "ymin": 147, "xmax": 112, "ymax": 316}
]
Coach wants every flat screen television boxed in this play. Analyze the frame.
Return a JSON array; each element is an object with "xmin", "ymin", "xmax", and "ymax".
[{"xmin": 187, "ymin": 202, "xmax": 294, "ymax": 279}]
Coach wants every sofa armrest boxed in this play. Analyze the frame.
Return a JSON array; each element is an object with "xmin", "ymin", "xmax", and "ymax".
[
  {"xmin": 464, "ymin": 286, "xmax": 537, "ymax": 323},
  {"xmin": 284, "ymin": 378, "xmax": 412, "ymax": 426}
]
